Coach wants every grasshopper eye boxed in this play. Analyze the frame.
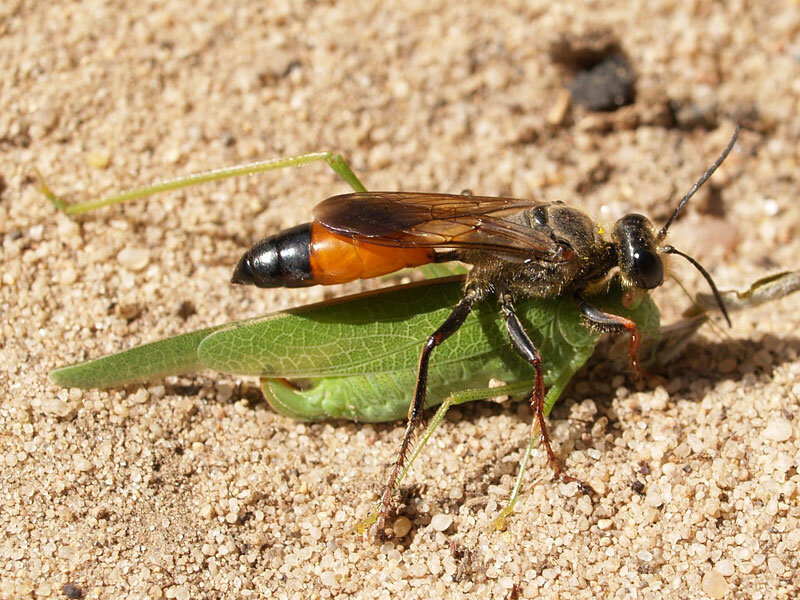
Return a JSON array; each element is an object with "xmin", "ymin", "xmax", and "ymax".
[{"xmin": 631, "ymin": 249, "xmax": 663, "ymax": 289}]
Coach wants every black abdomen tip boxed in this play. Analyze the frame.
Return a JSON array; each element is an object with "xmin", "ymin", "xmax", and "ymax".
[
  {"xmin": 231, "ymin": 253, "xmax": 256, "ymax": 285},
  {"xmin": 232, "ymin": 223, "xmax": 314, "ymax": 288}
]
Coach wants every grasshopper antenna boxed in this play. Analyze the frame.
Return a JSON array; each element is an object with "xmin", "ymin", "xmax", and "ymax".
[{"xmin": 657, "ymin": 125, "xmax": 739, "ymax": 327}]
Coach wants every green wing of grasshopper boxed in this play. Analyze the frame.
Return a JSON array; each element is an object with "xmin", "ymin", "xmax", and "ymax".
[
  {"xmin": 50, "ymin": 276, "xmax": 660, "ymax": 422},
  {"xmin": 197, "ymin": 277, "xmax": 659, "ymax": 421},
  {"xmin": 50, "ymin": 324, "xmax": 229, "ymax": 389}
]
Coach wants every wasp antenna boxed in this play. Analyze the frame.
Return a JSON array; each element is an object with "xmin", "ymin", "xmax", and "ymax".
[
  {"xmin": 657, "ymin": 125, "xmax": 739, "ymax": 241},
  {"xmin": 663, "ymin": 245, "xmax": 732, "ymax": 327}
]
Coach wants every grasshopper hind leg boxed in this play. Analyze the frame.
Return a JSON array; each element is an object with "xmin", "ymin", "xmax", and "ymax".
[{"xmin": 39, "ymin": 151, "xmax": 367, "ymax": 215}]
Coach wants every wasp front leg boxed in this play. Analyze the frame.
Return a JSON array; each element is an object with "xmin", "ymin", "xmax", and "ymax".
[
  {"xmin": 375, "ymin": 287, "xmax": 480, "ymax": 539},
  {"xmin": 573, "ymin": 293, "xmax": 644, "ymax": 378},
  {"xmin": 500, "ymin": 292, "xmax": 593, "ymax": 494}
]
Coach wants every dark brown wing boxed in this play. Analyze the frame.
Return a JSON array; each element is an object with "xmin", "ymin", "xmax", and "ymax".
[{"xmin": 313, "ymin": 192, "xmax": 571, "ymax": 261}]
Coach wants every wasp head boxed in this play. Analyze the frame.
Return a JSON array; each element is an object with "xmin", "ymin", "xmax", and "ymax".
[{"xmin": 612, "ymin": 126, "xmax": 740, "ymax": 327}]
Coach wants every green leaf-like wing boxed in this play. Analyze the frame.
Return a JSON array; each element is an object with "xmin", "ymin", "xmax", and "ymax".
[
  {"xmin": 50, "ymin": 324, "xmax": 229, "ymax": 388},
  {"xmin": 50, "ymin": 276, "xmax": 659, "ymax": 422}
]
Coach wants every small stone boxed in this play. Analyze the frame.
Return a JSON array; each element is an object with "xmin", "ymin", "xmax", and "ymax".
[
  {"xmin": 29, "ymin": 108, "xmax": 58, "ymax": 137},
  {"xmin": 74, "ymin": 456, "xmax": 93, "ymax": 472},
  {"xmin": 61, "ymin": 583, "xmax": 83, "ymax": 599},
  {"xmin": 763, "ymin": 419, "xmax": 793, "ymax": 442},
  {"xmin": 715, "ymin": 559, "xmax": 734, "ymax": 576},
  {"xmin": 643, "ymin": 386, "xmax": 669, "ymax": 411},
  {"xmin": 763, "ymin": 198, "xmax": 780, "ymax": 216},
  {"xmin": 645, "ymin": 486, "xmax": 664, "ymax": 507},
  {"xmin": 57, "ymin": 214, "xmax": 81, "ymax": 241},
  {"xmin": 498, "ymin": 576, "xmax": 515, "ymax": 590},
  {"xmin": 767, "ymin": 556, "xmax": 786, "ymax": 574},
  {"xmin": 40, "ymin": 397, "xmax": 75, "ymax": 418},
  {"xmin": 392, "ymin": 516, "xmax": 412, "ymax": 538},
  {"xmin": 131, "ymin": 388, "xmax": 150, "ymax": 404},
  {"xmin": 560, "ymin": 481, "xmax": 580, "ymax": 497},
  {"xmin": 112, "ymin": 401, "xmax": 129, "ymax": 417},
  {"xmin": 701, "ymin": 570, "xmax": 730, "ymax": 599},
  {"xmin": 430, "ymin": 513, "xmax": 453, "ymax": 532},
  {"xmin": 59, "ymin": 267, "xmax": 78, "ymax": 284},
  {"xmin": 199, "ymin": 504, "xmax": 216, "ymax": 519},
  {"xmin": 114, "ymin": 302, "xmax": 143, "ymax": 321},
  {"xmin": 86, "ymin": 151, "xmax": 111, "ymax": 169},
  {"xmin": 547, "ymin": 89, "xmax": 572, "ymax": 126},
  {"xmin": 597, "ymin": 518, "xmax": 613, "ymax": 530},
  {"xmin": 117, "ymin": 246, "xmax": 150, "ymax": 271},
  {"xmin": 752, "ymin": 349, "xmax": 772, "ymax": 368},
  {"xmin": 733, "ymin": 546, "xmax": 751, "ymax": 561},
  {"xmin": 216, "ymin": 382, "xmax": 235, "ymax": 403}
]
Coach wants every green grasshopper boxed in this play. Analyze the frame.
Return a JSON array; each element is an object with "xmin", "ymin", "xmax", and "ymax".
[{"xmin": 50, "ymin": 274, "xmax": 660, "ymax": 531}]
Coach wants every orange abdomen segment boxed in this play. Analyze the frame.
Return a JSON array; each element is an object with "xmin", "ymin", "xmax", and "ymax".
[{"xmin": 309, "ymin": 222, "xmax": 435, "ymax": 284}]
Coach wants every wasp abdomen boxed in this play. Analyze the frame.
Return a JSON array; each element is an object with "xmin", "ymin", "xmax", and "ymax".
[
  {"xmin": 233, "ymin": 222, "xmax": 436, "ymax": 288},
  {"xmin": 232, "ymin": 223, "xmax": 315, "ymax": 288}
]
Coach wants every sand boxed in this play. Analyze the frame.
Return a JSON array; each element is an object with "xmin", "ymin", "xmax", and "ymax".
[{"xmin": 1, "ymin": 1, "xmax": 799, "ymax": 598}]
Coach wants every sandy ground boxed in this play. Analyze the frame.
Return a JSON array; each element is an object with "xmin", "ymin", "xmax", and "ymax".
[{"xmin": 2, "ymin": 1, "xmax": 799, "ymax": 598}]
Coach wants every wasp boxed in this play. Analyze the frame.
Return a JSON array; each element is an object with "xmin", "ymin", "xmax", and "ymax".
[{"xmin": 230, "ymin": 128, "xmax": 738, "ymax": 537}]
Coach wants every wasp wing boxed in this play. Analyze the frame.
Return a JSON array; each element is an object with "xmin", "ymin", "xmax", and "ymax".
[{"xmin": 313, "ymin": 192, "xmax": 570, "ymax": 261}]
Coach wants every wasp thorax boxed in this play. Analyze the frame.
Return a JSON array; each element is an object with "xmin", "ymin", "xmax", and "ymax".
[{"xmin": 613, "ymin": 214, "xmax": 664, "ymax": 290}]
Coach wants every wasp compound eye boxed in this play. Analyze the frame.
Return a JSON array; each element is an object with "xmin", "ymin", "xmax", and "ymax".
[
  {"xmin": 614, "ymin": 214, "xmax": 663, "ymax": 290},
  {"xmin": 631, "ymin": 248, "xmax": 664, "ymax": 289}
]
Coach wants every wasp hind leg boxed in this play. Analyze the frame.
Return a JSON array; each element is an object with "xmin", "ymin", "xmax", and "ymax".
[
  {"xmin": 375, "ymin": 287, "xmax": 480, "ymax": 539},
  {"xmin": 500, "ymin": 293, "xmax": 594, "ymax": 495}
]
